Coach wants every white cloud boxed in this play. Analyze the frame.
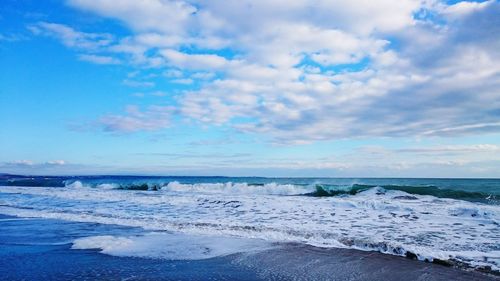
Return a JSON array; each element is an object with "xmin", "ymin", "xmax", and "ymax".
[
  {"xmin": 68, "ymin": 0, "xmax": 196, "ymax": 34},
  {"xmin": 131, "ymin": 91, "xmax": 168, "ymax": 98},
  {"xmin": 175, "ymin": 1, "xmax": 500, "ymax": 143},
  {"xmin": 33, "ymin": 0, "xmax": 500, "ymax": 144},
  {"xmin": 78, "ymin": 54, "xmax": 121, "ymax": 65},
  {"xmin": 7, "ymin": 160, "xmax": 34, "ymax": 166},
  {"xmin": 194, "ymin": 0, "xmax": 420, "ymax": 35},
  {"xmin": 443, "ymin": 0, "xmax": 493, "ymax": 19},
  {"xmin": 171, "ymin": 78, "xmax": 193, "ymax": 85},
  {"xmin": 396, "ymin": 144, "xmax": 500, "ymax": 154},
  {"xmin": 122, "ymin": 79, "xmax": 155, "ymax": 88},
  {"xmin": 2, "ymin": 160, "xmax": 67, "ymax": 168},
  {"xmin": 99, "ymin": 105, "xmax": 173, "ymax": 133},
  {"xmin": 190, "ymin": 72, "xmax": 215, "ymax": 80},
  {"xmin": 46, "ymin": 160, "xmax": 66, "ymax": 165},
  {"xmin": 29, "ymin": 22, "xmax": 113, "ymax": 50},
  {"xmin": 0, "ymin": 33, "xmax": 27, "ymax": 42},
  {"xmin": 160, "ymin": 49, "xmax": 229, "ymax": 70}
]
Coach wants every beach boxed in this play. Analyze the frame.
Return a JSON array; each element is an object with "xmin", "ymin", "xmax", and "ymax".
[{"xmin": 0, "ymin": 214, "xmax": 496, "ymax": 281}]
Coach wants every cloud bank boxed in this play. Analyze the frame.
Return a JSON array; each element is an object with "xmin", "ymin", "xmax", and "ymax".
[{"xmin": 29, "ymin": 0, "xmax": 500, "ymax": 143}]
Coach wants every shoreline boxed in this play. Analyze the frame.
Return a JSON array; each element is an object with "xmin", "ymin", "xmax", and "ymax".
[{"xmin": 0, "ymin": 214, "xmax": 497, "ymax": 281}]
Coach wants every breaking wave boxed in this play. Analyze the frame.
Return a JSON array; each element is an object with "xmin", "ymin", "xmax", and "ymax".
[
  {"xmin": 59, "ymin": 181, "xmax": 499, "ymax": 204},
  {"xmin": 309, "ymin": 184, "xmax": 498, "ymax": 204},
  {"xmin": 0, "ymin": 174, "xmax": 498, "ymax": 204}
]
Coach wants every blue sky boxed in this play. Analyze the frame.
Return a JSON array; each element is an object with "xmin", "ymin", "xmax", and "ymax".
[{"xmin": 1, "ymin": 0, "xmax": 499, "ymax": 177}]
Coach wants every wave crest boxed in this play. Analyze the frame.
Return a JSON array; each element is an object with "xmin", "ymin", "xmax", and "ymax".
[{"xmin": 62, "ymin": 180, "xmax": 499, "ymax": 204}]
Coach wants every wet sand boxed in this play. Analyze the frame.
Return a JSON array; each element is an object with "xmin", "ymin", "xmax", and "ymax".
[{"xmin": 234, "ymin": 243, "xmax": 497, "ymax": 281}]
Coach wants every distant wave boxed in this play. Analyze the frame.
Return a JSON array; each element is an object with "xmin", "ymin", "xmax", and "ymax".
[
  {"xmin": 0, "ymin": 175, "xmax": 497, "ymax": 204},
  {"xmin": 64, "ymin": 181, "xmax": 498, "ymax": 204}
]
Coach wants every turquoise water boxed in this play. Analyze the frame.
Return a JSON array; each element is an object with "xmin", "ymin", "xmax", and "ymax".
[{"xmin": 1, "ymin": 175, "xmax": 498, "ymax": 204}]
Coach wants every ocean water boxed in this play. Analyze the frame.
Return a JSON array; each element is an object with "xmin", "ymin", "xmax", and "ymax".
[{"xmin": 0, "ymin": 175, "xmax": 499, "ymax": 275}]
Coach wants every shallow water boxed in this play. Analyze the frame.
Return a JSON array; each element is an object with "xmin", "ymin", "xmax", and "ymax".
[{"xmin": 0, "ymin": 215, "xmax": 495, "ymax": 281}]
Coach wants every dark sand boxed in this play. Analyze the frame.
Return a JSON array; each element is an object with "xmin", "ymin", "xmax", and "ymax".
[{"xmin": 0, "ymin": 215, "xmax": 496, "ymax": 281}]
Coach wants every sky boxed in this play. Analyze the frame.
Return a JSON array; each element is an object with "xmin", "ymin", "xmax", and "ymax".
[{"xmin": 0, "ymin": 0, "xmax": 499, "ymax": 177}]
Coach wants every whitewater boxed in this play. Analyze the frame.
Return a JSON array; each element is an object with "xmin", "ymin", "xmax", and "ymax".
[{"xmin": 0, "ymin": 176, "xmax": 499, "ymax": 273}]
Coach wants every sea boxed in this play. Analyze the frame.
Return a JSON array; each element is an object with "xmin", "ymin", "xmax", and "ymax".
[{"xmin": 0, "ymin": 175, "xmax": 499, "ymax": 280}]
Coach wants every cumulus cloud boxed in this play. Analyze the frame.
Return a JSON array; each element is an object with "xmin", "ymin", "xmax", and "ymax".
[
  {"xmin": 160, "ymin": 49, "xmax": 229, "ymax": 70},
  {"xmin": 68, "ymin": 0, "xmax": 196, "ymax": 35},
  {"xmin": 443, "ymin": 0, "xmax": 494, "ymax": 18},
  {"xmin": 31, "ymin": 0, "xmax": 500, "ymax": 143},
  {"xmin": 99, "ymin": 105, "xmax": 173, "ymax": 133}
]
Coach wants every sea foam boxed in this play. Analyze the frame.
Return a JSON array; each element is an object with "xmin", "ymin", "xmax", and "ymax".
[
  {"xmin": 72, "ymin": 232, "xmax": 273, "ymax": 260},
  {"xmin": 1, "ymin": 183, "xmax": 499, "ymax": 272}
]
